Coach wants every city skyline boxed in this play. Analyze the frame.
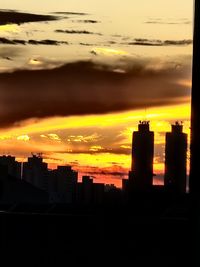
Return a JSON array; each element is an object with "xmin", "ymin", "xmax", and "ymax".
[
  {"xmin": 0, "ymin": 120, "xmax": 188, "ymax": 191},
  {"xmin": 0, "ymin": 1, "xmax": 193, "ymax": 187}
]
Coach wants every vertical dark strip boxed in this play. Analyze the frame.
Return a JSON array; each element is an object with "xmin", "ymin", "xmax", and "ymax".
[
  {"xmin": 189, "ymin": 3, "xmax": 200, "ymax": 266},
  {"xmin": 189, "ymin": 1, "xmax": 200, "ymax": 194}
]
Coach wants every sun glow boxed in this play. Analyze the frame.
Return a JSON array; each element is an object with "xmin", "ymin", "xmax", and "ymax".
[
  {"xmin": 93, "ymin": 47, "xmax": 129, "ymax": 56},
  {"xmin": 0, "ymin": 24, "xmax": 19, "ymax": 33},
  {"xmin": 16, "ymin": 135, "xmax": 30, "ymax": 141},
  {"xmin": 0, "ymin": 103, "xmax": 190, "ymax": 137}
]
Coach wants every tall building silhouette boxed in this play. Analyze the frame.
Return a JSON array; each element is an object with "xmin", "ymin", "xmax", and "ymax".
[
  {"xmin": 22, "ymin": 154, "xmax": 48, "ymax": 191},
  {"xmin": 130, "ymin": 121, "xmax": 154, "ymax": 191},
  {"xmin": 0, "ymin": 155, "xmax": 21, "ymax": 179},
  {"xmin": 48, "ymin": 165, "xmax": 78, "ymax": 203},
  {"xmin": 164, "ymin": 122, "xmax": 187, "ymax": 193}
]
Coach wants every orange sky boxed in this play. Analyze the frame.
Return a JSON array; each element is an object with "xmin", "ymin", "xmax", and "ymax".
[{"xmin": 0, "ymin": 2, "xmax": 193, "ymax": 187}]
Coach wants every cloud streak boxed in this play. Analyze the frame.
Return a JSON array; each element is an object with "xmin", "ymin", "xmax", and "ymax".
[
  {"xmin": 144, "ymin": 19, "xmax": 191, "ymax": 25},
  {"xmin": 124, "ymin": 38, "xmax": 193, "ymax": 47},
  {"xmin": 0, "ymin": 10, "xmax": 58, "ymax": 25},
  {"xmin": 0, "ymin": 58, "xmax": 191, "ymax": 128},
  {"xmin": 51, "ymin": 11, "xmax": 88, "ymax": 16},
  {"xmin": 0, "ymin": 37, "xmax": 68, "ymax": 45},
  {"xmin": 75, "ymin": 20, "xmax": 100, "ymax": 24},
  {"xmin": 28, "ymin": 39, "xmax": 68, "ymax": 45},
  {"xmin": 55, "ymin": 29, "xmax": 102, "ymax": 35}
]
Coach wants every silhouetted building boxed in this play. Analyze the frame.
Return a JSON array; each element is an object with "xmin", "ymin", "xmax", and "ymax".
[
  {"xmin": 164, "ymin": 122, "xmax": 187, "ymax": 193},
  {"xmin": 105, "ymin": 184, "xmax": 118, "ymax": 192},
  {"xmin": 0, "ymin": 171, "xmax": 48, "ymax": 204},
  {"xmin": 48, "ymin": 165, "xmax": 78, "ymax": 203},
  {"xmin": 22, "ymin": 154, "xmax": 48, "ymax": 191},
  {"xmin": 76, "ymin": 177, "xmax": 104, "ymax": 205},
  {"xmin": 122, "ymin": 177, "xmax": 129, "ymax": 192},
  {"xmin": 82, "ymin": 176, "xmax": 93, "ymax": 204},
  {"xmin": 93, "ymin": 183, "xmax": 104, "ymax": 204},
  {"xmin": 0, "ymin": 155, "xmax": 21, "ymax": 179},
  {"xmin": 130, "ymin": 121, "xmax": 154, "ymax": 191}
]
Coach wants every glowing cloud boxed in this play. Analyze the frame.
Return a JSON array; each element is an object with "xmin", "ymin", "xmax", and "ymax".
[
  {"xmin": 16, "ymin": 135, "xmax": 30, "ymax": 141},
  {"xmin": 91, "ymin": 47, "xmax": 129, "ymax": 56}
]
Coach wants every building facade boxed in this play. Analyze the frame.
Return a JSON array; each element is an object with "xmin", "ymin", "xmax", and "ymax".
[
  {"xmin": 130, "ymin": 121, "xmax": 154, "ymax": 191},
  {"xmin": 164, "ymin": 122, "xmax": 187, "ymax": 193}
]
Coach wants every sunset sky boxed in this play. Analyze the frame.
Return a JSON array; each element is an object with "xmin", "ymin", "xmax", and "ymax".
[{"xmin": 0, "ymin": 1, "xmax": 193, "ymax": 187}]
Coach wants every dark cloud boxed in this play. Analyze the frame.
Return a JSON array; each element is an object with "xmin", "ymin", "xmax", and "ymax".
[
  {"xmin": 0, "ymin": 59, "xmax": 191, "ymax": 128},
  {"xmin": 90, "ymin": 50, "xmax": 98, "ymax": 56},
  {"xmin": 57, "ymin": 147, "xmax": 131, "ymax": 155},
  {"xmin": 80, "ymin": 165, "xmax": 128, "ymax": 177},
  {"xmin": 0, "ymin": 10, "xmax": 58, "ymax": 25},
  {"xmin": 0, "ymin": 37, "xmax": 68, "ymax": 46},
  {"xmin": 2, "ymin": 56, "xmax": 12, "ymax": 61},
  {"xmin": 86, "ymin": 170, "xmax": 127, "ymax": 177},
  {"xmin": 75, "ymin": 20, "xmax": 100, "ymax": 23},
  {"xmin": 125, "ymin": 38, "xmax": 193, "ymax": 47},
  {"xmin": 74, "ymin": 165, "xmax": 127, "ymax": 177},
  {"xmin": 28, "ymin": 39, "xmax": 68, "ymax": 45},
  {"xmin": 80, "ymin": 43, "xmax": 95, "ymax": 46},
  {"xmin": 52, "ymin": 11, "xmax": 88, "ymax": 16},
  {"xmin": 108, "ymin": 41, "xmax": 117, "ymax": 44},
  {"xmin": 55, "ymin": 29, "xmax": 102, "ymax": 35},
  {"xmin": 0, "ymin": 37, "xmax": 26, "ymax": 45},
  {"xmin": 144, "ymin": 19, "xmax": 191, "ymax": 25},
  {"xmin": 0, "ymin": 46, "xmax": 25, "ymax": 60}
]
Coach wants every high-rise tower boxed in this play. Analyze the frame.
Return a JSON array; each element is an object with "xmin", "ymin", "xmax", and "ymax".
[
  {"xmin": 130, "ymin": 121, "xmax": 154, "ymax": 191},
  {"xmin": 164, "ymin": 122, "xmax": 187, "ymax": 193}
]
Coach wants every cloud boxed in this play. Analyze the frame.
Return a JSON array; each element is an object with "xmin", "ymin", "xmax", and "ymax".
[
  {"xmin": 80, "ymin": 43, "xmax": 96, "ymax": 46},
  {"xmin": 57, "ymin": 147, "xmax": 131, "ymax": 155},
  {"xmin": 144, "ymin": 19, "xmax": 191, "ymax": 25},
  {"xmin": 0, "ymin": 37, "xmax": 26, "ymax": 45},
  {"xmin": 55, "ymin": 29, "xmax": 102, "ymax": 35},
  {"xmin": 0, "ymin": 58, "xmax": 191, "ymax": 128},
  {"xmin": 51, "ymin": 11, "xmax": 88, "ymax": 16},
  {"xmin": 0, "ymin": 46, "xmax": 24, "ymax": 59},
  {"xmin": 75, "ymin": 20, "xmax": 100, "ymax": 23},
  {"xmin": 0, "ymin": 10, "xmax": 58, "ymax": 25},
  {"xmin": 0, "ymin": 37, "xmax": 68, "ymax": 45},
  {"xmin": 79, "ymin": 165, "xmax": 128, "ymax": 177},
  {"xmin": 125, "ymin": 38, "xmax": 193, "ymax": 47},
  {"xmin": 28, "ymin": 39, "xmax": 68, "ymax": 45},
  {"xmin": 27, "ymin": 56, "xmax": 66, "ymax": 70}
]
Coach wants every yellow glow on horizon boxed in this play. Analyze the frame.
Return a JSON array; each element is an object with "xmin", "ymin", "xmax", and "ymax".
[
  {"xmin": 93, "ymin": 47, "xmax": 129, "ymax": 56},
  {"xmin": 28, "ymin": 58, "xmax": 43, "ymax": 66},
  {"xmin": 0, "ymin": 24, "xmax": 19, "ymax": 33},
  {"xmin": 89, "ymin": 145, "xmax": 103, "ymax": 152},
  {"xmin": 0, "ymin": 102, "xmax": 191, "ymax": 180},
  {"xmin": 0, "ymin": 102, "xmax": 191, "ymax": 137},
  {"xmin": 0, "ymin": 135, "xmax": 12, "ymax": 140},
  {"xmin": 47, "ymin": 133, "xmax": 61, "ymax": 141}
]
